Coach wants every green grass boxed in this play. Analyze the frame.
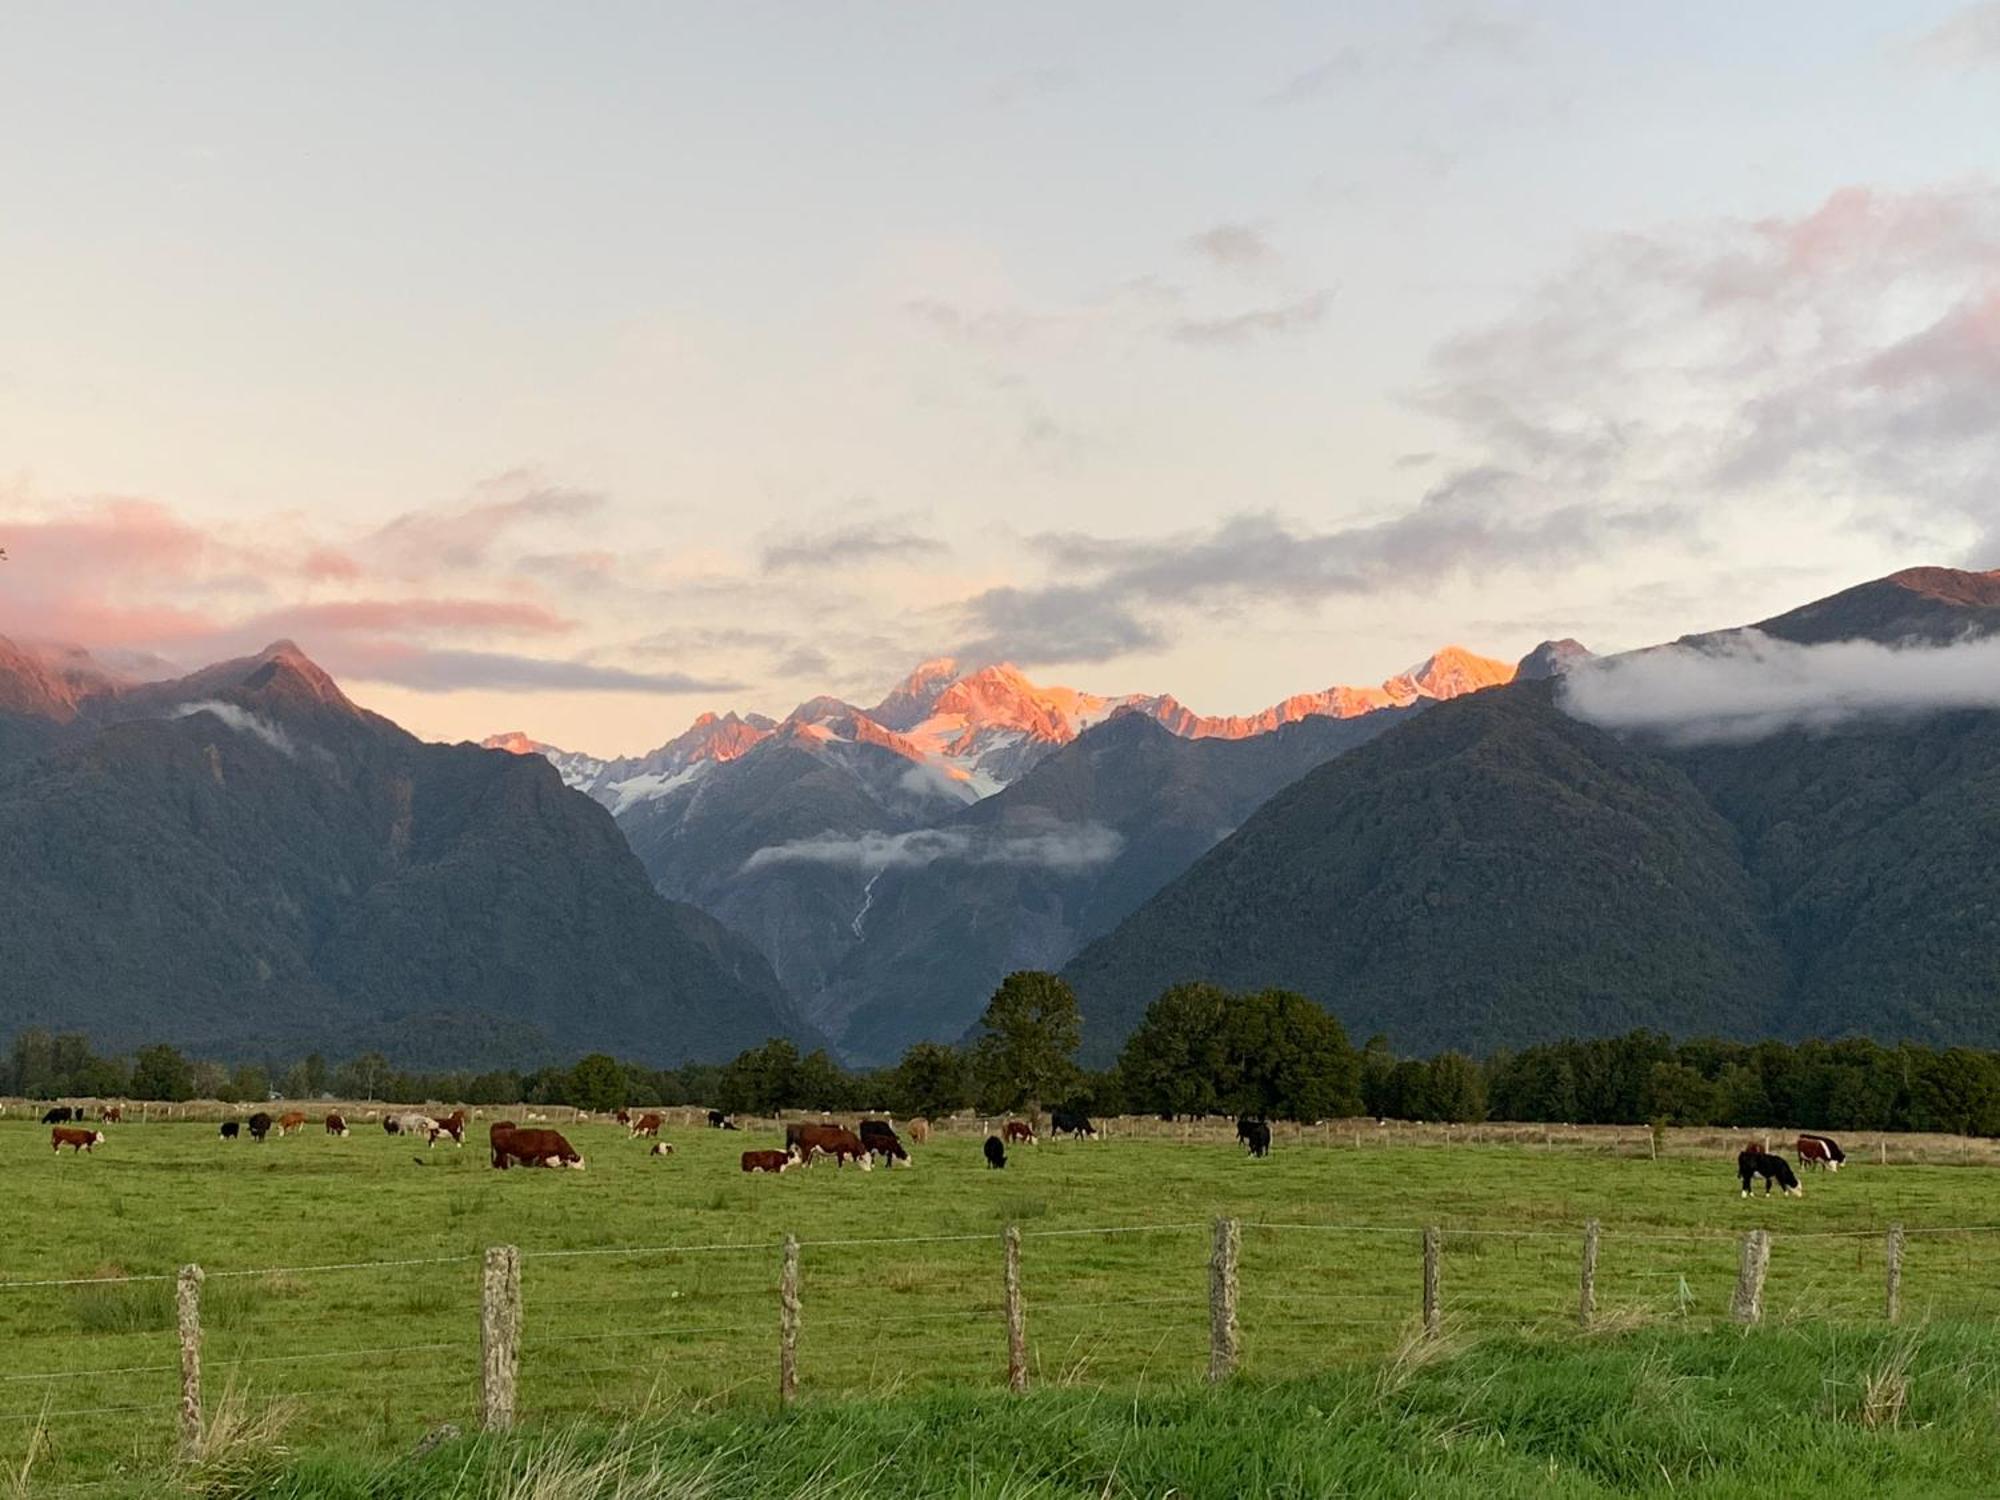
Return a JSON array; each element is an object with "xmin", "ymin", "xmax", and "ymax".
[{"xmin": 4, "ymin": 1114, "xmax": 2000, "ymax": 1494}]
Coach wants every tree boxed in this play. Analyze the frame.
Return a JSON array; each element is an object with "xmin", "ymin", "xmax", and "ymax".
[
  {"xmin": 795, "ymin": 1049, "xmax": 851, "ymax": 1111},
  {"xmin": 718, "ymin": 1038, "xmax": 802, "ymax": 1116},
  {"xmin": 567, "ymin": 1053, "xmax": 627, "ymax": 1113},
  {"xmin": 1116, "ymin": 983, "xmax": 1232, "ymax": 1119},
  {"xmin": 332, "ymin": 1052, "xmax": 391, "ymax": 1101},
  {"xmin": 891, "ymin": 1042, "xmax": 969, "ymax": 1119},
  {"xmin": 131, "ymin": 1044, "xmax": 194, "ymax": 1102},
  {"xmin": 7, "ymin": 1028, "xmax": 55, "ymax": 1099},
  {"xmin": 970, "ymin": 971, "xmax": 1081, "ymax": 1113}
]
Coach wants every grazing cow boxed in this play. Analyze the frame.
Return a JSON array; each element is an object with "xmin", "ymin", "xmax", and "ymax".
[
  {"xmin": 908, "ymin": 1119, "xmax": 931, "ymax": 1145},
  {"xmin": 741, "ymin": 1149, "xmax": 793, "ymax": 1173},
  {"xmin": 858, "ymin": 1119, "xmax": 911, "ymax": 1167},
  {"xmin": 324, "ymin": 1112, "xmax": 349, "ymax": 1137},
  {"xmin": 1796, "ymin": 1134, "xmax": 1845, "ymax": 1172},
  {"xmin": 1002, "ymin": 1119, "xmax": 1036, "ymax": 1145},
  {"xmin": 51, "ymin": 1126, "xmax": 104, "ymax": 1153},
  {"xmin": 649, "ymin": 1141, "xmax": 675, "ymax": 1157},
  {"xmin": 707, "ymin": 1109, "xmax": 729, "ymax": 1129},
  {"xmin": 218, "ymin": 1121, "xmax": 240, "ymax": 1140},
  {"xmin": 383, "ymin": 1115, "xmax": 401, "ymax": 1135},
  {"xmin": 40, "ymin": 1107, "xmax": 74, "ymax": 1125},
  {"xmin": 614, "ymin": 1108, "xmax": 633, "ymax": 1126},
  {"xmin": 432, "ymin": 1110, "xmax": 467, "ymax": 1146},
  {"xmin": 1238, "ymin": 1117, "xmax": 1272, "ymax": 1158},
  {"xmin": 790, "ymin": 1122, "xmax": 873, "ymax": 1170},
  {"xmin": 277, "ymin": 1111, "xmax": 307, "ymax": 1136},
  {"xmin": 490, "ymin": 1123, "xmax": 584, "ymax": 1171},
  {"xmin": 396, "ymin": 1112, "xmax": 444, "ymax": 1145},
  {"xmin": 1050, "ymin": 1108, "xmax": 1097, "ymax": 1139},
  {"xmin": 627, "ymin": 1112, "xmax": 664, "ymax": 1139},
  {"xmin": 984, "ymin": 1135, "xmax": 1007, "ymax": 1169},
  {"xmin": 1738, "ymin": 1146, "xmax": 1803, "ymax": 1198},
  {"xmin": 100, "ymin": 1105, "xmax": 123, "ymax": 1124},
  {"xmin": 246, "ymin": 1111, "xmax": 275, "ymax": 1142}
]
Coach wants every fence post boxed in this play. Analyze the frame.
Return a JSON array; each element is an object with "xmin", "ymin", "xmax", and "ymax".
[
  {"xmin": 1207, "ymin": 1217, "xmax": 1240, "ymax": 1381},
  {"xmin": 479, "ymin": 1244, "xmax": 521, "ymax": 1431},
  {"xmin": 1422, "ymin": 1227, "xmax": 1442, "ymax": 1339},
  {"xmin": 1730, "ymin": 1229, "xmax": 1769, "ymax": 1325},
  {"xmin": 1003, "ymin": 1224, "xmax": 1027, "ymax": 1393},
  {"xmin": 1885, "ymin": 1223, "xmax": 1904, "ymax": 1324},
  {"xmin": 779, "ymin": 1235, "xmax": 801, "ymax": 1404},
  {"xmin": 1578, "ymin": 1220, "xmax": 1600, "ymax": 1328},
  {"xmin": 176, "ymin": 1264, "xmax": 204, "ymax": 1460}
]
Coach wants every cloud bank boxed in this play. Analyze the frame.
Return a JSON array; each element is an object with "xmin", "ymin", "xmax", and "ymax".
[
  {"xmin": 742, "ymin": 821, "xmax": 1125, "ymax": 874},
  {"xmin": 172, "ymin": 700, "xmax": 298, "ymax": 758},
  {"xmin": 1557, "ymin": 631, "xmax": 2000, "ymax": 745}
]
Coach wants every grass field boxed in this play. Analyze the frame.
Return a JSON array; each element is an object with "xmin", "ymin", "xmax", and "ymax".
[{"xmin": 4, "ymin": 1108, "xmax": 2000, "ymax": 1496}]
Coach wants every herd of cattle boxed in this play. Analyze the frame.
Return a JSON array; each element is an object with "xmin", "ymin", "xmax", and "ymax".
[{"xmin": 30, "ymin": 1103, "xmax": 1859, "ymax": 1198}]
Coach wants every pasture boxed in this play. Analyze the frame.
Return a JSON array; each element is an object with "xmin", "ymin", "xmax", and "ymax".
[{"xmin": 4, "ymin": 1108, "xmax": 2000, "ymax": 1496}]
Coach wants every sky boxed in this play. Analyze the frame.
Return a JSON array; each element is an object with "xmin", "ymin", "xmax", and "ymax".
[{"xmin": 4, "ymin": 2, "xmax": 2000, "ymax": 755}]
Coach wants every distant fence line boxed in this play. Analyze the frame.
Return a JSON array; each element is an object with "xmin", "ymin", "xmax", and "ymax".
[{"xmin": 0, "ymin": 1216, "xmax": 1979, "ymax": 1453}]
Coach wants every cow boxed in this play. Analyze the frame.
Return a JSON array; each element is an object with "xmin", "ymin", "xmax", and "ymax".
[
  {"xmin": 1002, "ymin": 1119, "xmax": 1036, "ymax": 1145},
  {"xmin": 40, "ymin": 1107, "xmax": 74, "ymax": 1125},
  {"xmin": 431, "ymin": 1110, "xmax": 467, "ymax": 1146},
  {"xmin": 1238, "ymin": 1117, "xmax": 1272, "ymax": 1158},
  {"xmin": 858, "ymin": 1119, "xmax": 911, "ymax": 1167},
  {"xmin": 741, "ymin": 1149, "xmax": 793, "ymax": 1173},
  {"xmin": 218, "ymin": 1121, "xmax": 240, "ymax": 1140},
  {"xmin": 791, "ymin": 1123, "xmax": 873, "ymax": 1170},
  {"xmin": 51, "ymin": 1126, "xmax": 104, "ymax": 1153},
  {"xmin": 649, "ymin": 1141, "xmax": 676, "ymax": 1157},
  {"xmin": 396, "ymin": 1112, "xmax": 444, "ymax": 1145},
  {"xmin": 1797, "ymin": 1134, "xmax": 1846, "ymax": 1172},
  {"xmin": 489, "ymin": 1122, "xmax": 584, "ymax": 1170},
  {"xmin": 614, "ymin": 1108, "xmax": 633, "ymax": 1126},
  {"xmin": 324, "ymin": 1112, "xmax": 349, "ymax": 1137},
  {"xmin": 1050, "ymin": 1108, "xmax": 1097, "ymax": 1139},
  {"xmin": 383, "ymin": 1115, "xmax": 401, "ymax": 1135},
  {"xmin": 100, "ymin": 1105, "xmax": 123, "ymax": 1124},
  {"xmin": 1739, "ymin": 1146, "xmax": 1803, "ymax": 1198},
  {"xmin": 707, "ymin": 1109, "xmax": 730, "ymax": 1129},
  {"xmin": 246, "ymin": 1111, "xmax": 275, "ymax": 1142},
  {"xmin": 627, "ymin": 1112, "xmax": 664, "ymax": 1139},
  {"xmin": 908, "ymin": 1118, "xmax": 931, "ymax": 1145},
  {"xmin": 277, "ymin": 1111, "xmax": 307, "ymax": 1136},
  {"xmin": 984, "ymin": 1135, "xmax": 1007, "ymax": 1169}
]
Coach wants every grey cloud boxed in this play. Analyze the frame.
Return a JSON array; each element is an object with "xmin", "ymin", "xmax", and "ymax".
[
  {"xmin": 954, "ymin": 583, "xmax": 1167, "ymax": 667},
  {"xmin": 1906, "ymin": 3, "xmax": 2000, "ymax": 68},
  {"xmin": 1169, "ymin": 291, "xmax": 1332, "ymax": 347},
  {"xmin": 1267, "ymin": 49, "xmax": 1367, "ymax": 105},
  {"xmin": 1187, "ymin": 223, "xmax": 1280, "ymax": 270},
  {"xmin": 366, "ymin": 479, "xmax": 604, "ymax": 573},
  {"xmin": 333, "ymin": 645, "xmax": 743, "ymax": 695},
  {"xmin": 761, "ymin": 519, "xmax": 948, "ymax": 573},
  {"xmin": 1559, "ymin": 631, "xmax": 2000, "ymax": 745},
  {"xmin": 742, "ymin": 822, "xmax": 1124, "ymax": 875},
  {"xmin": 172, "ymin": 700, "xmax": 297, "ymax": 758}
]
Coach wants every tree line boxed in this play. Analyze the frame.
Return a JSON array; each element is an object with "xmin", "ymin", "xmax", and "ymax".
[{"xmin": 12, "ymin": 974, "xmax": 2000, "ymax": 1137}]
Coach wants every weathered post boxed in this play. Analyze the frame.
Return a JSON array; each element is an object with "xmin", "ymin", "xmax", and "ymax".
[
  {"xmin": 779, "ymin": 1235, "xmax": 801, "ymax": 1403},
  {"xmin": 1578, "ymin": 1220, "xmax": 1600, "ymax": 1328},
  {"xmin": 1207, "ymin": 1217, "xmax": 1240, "ymax": 1381},
  {"xmin": 1730, "ymin": 1229, "xmax": 1770, "ymax": 1325},
  {"xmin": 176, "ymin": 1264, "xmax": 204, "ymax": 1459},
  {"xmin": 1423, "ymin": 1227, "xmax": 1442, "ymax": 1339},
  {"xmin": 1003, "ymin": 1224, "xmax": 1027, "ymax": 1393},
  {"xmin": 1886, "ymin": 1223, "xmax": 1904, "ymax": 1324},
  {"xmin": 479, "ymin": 1244, "xmax": 521, "ymax": 1431}
]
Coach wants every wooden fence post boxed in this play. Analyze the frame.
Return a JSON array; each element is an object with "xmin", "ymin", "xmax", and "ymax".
[
  {"xmin": 1730, "ymin": 1229, "xmax": 1769, "ymax": 1325},
  {"xmin": 1207, "ymin": 1218, "xmax": 1240, "ymax": 1382},
  {"xmin": 176, "ymin": 1264, "xmax": 204, "ymax": 1460},
  {"xmin": 779, "ymin": 1235, "xmax": 801, "ymax": 1404},
  {"xmin": 1422, "ymin": 1227, "xmax": 1442, "ymax": 1338},
  {"xmin": 479, "ymin": 1244, "xmax": 521, "ymax": 1431},
  {"xmin": 1578, "ymin": 1220, "xmax": 1600, "ymax": 1328},
  {"xmin": 1003, "ymin": 1225, "xmax": 1027, "ymax": 1393},
  {"xmin": 1885, "ymin": 1223, "xmax": 1904, "ymax": 1324}
]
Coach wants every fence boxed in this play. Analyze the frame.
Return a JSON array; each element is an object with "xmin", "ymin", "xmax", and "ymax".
[{"xmin": 12, "ymin": 1215, "xmax": 2000, "ymax": 1494}]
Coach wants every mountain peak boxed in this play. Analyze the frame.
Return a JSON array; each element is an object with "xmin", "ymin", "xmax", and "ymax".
[
  {"xmin": 1515, "ymin": 639, "xmax": 1594, "ymax": 682},
  {"xmin": 1388, "ymin": 646, "xmax": 1516, "ymax": 703},
  {"xmin": 1753, "ymin": 565, "xmax": 2000, "ymax": 647},
  {"xmin": 869, "ymin": 656, "xmax": 965, "ymax": 731}
]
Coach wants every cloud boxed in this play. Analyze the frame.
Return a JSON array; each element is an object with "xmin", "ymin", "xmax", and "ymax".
[
  {"xmin": 953, "ymin": 583, "xmax": 1166, "ymax": 667},
  {"xmin": 760, "ymin": 519, "xmax": 948, "ymax": 573},
  {"xmin": 1267, "ymin": 48, "xmax": 1367, "ymax": 105},
  {"xmin": 1906, "ymin": 3, "xmax": 2000, "ymax": 69},
  {"xmin": 1169, "ymin": 291, "xmax": 1332, "ymax": 347},
  {"xmin": 1187, "ymin": 223, "xmax": 1280, "ymax": 270},
  {"xmin": 238, "ymin": 599, "xmax": 573, "ymax": 639},
  {"xmin": 364, "ymin": 477, "xmax": 603, "ymax": 574},
  {"xmin": 1557, "ymin": 631, "xmax": 2000, "ymax": 745},
  {"xmin": 172, "ymin": 700, "xmax": 297, "ymax": 758},
  {"xmin": 325, "ymin": 643, "xmax": 743, "ymax": 695},
  {"xmin": 742, "ymin": 821, "xmax": 1124, "ymax": 874}
]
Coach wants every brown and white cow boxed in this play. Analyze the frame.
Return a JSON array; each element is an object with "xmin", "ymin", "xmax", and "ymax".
[
  {"xmin": 1002, "ymin": 1119, "xmax": 1037, "ymax": 1145},
  {"xmin": 791, "ymin": 1123, "xmax": 873, "ymax": 1170},
  {"xmin": 649, "ymin": 1141, "xmax": 675, "ymax": 1157},
  {"xmin": 51, "ymin": 1126, "xmax": 105, "ymax": 1153},
  {"xmin": 99, "ymin": 1105, "xmax": 124, "ymax": 1124},
  {"xmin": 324, "ymin": 1112, "xmax": 350, "ymax": 1137},
  {"xmin": 277, "ymin": 1111, "xmax": 307, "ymax": 1136},
  {"xmin": 741, "ymin": 1149, "xmax": 794, "ymax": 1173},
  {"xmin": 1796, "ymin": 1134, "xmax": 1846, "ymax": 1172},
  {"xmin": 489, "ymin": 1121, "xmax": 584, "ymax": 1170},
  {"xmin": 431, "ymin": 1110, "xmax": 467, "ymax": 1146},
  {"xmin": 627, "ymin": 1112, "xmax": 664, "ymax": 1139}
]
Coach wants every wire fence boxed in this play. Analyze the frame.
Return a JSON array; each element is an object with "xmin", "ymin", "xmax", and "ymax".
[{"xmin": 7, "ymin": 1213, "xmax": 1999, "ymax": 1494}]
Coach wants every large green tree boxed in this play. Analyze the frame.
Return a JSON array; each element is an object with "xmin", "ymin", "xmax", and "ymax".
[
  {"xmin": 131, "ymin": 1044, "xmax": 194, "ymax": 1102},
  {"xmin": 971, "ymin": 971, "xmax": 1081, "ymax": 1113},
  {"xmin": 892, "ymin": 1041, "xmax": 969, "ymax": 1119}
]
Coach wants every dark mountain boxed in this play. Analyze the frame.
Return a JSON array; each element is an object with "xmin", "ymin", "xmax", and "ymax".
[
  {"xmin": 1064, "ymin": 566, "xmax": 2000, "ymax": 1062},
  {"xmin": 0, "ymin": 639, "xmax": 809, "ymax": 1065},
  {"xmin": 1514, "ymin": 638, "xmax": 1594, "ymax": 681}
]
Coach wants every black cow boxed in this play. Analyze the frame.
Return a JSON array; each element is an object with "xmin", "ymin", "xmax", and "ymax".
[
  {"xmin": 1238, "ymin": 1117, "xmax": 1272, "ymax": 1158},
  {"xmin": 246, "ymin": 1111, "xmax": 275, "ymax": 1142},
  {"xmin": 1050, "ymin": 1108, "xmax": 1097, "ymax": 1139},
  {"xmin": 1738, "ymin": 1147, "xmax": 1802, "ymax": 1198},
  {"xmin": 984, "ymin": 1135, "xmax": 1007, "ymax": 1169},
  {"xmin": 40, "ymin": 1107, "xmax": 74, "ymax": 1125},
  {"xmin": 707, "ymin": 1109, "xmax": 730, "ymax": 1129},
  {"xmin": 859, "ymin": 1119, "xmax": 910, "ymax": 1166},
  {"xmin": 218, "ymin": 1121, "xmax": 240, "ymax": 1139},
  {"xmin": 383, "ymin": 1115, "xmax": 401, "ymax": 1135}
]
